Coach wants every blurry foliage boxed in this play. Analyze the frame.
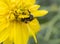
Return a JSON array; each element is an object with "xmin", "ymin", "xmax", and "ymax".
[{"xmin": 28, "ymin": 0, "xmax": 60, "ymax": 44}]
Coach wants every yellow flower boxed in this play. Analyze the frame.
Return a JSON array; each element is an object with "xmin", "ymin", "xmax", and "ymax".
[{"xmin": 0, "ymin": 0, "xmax": 48, "ymax": 44}]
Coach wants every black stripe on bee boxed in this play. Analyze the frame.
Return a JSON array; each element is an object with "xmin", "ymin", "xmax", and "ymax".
[{"xmin": 21, "ymin": 14, "xmax": 34, "ymax": 23}]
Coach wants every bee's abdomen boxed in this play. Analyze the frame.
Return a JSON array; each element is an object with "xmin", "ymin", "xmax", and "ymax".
[{"xmin": 21, "ymin": 15, "xmax": 34, "ymax": 23}]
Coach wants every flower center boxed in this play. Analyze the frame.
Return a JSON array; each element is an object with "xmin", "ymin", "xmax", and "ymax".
[{"xmin": 9, "ymin": 8, "xmax": 34, "ymax": 23}]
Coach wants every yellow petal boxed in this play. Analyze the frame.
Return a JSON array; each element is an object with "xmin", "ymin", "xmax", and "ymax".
[
  {"xmin": 9, "ymin": 22, "xmax": 29, "ymax": 44},
  {"xmin": 0, "ymin": 16, "xmax": 9, "ymax": 32},
  {"xmin": 8, "ymin": 23, "xmax": 14, "ymax": 41},
  {"xmin": 23, "ymin": 0, "xmax": 36, "ymax": 6},
  {"xmin": 32, "ymin": 10, "xmax": 48, "ymax": 17},
  {"xmin": 3, "ymin": 38, "xmax": 13, "ymax": 44},
  {"xmin": 10, "ymin": 0, "xmax": 20, "ymax": 4},
  {"xmin": 29, "ymin": 5, "xmax": 40, "ymax": 12},
  {"xmin": 9, "ymin": 0, "xmax": 20, "ymax": 6},
  {"xmin": 5, "ymin": 0, "xmax": 20, "ymax": 9},
  {"xmin": 28, "ymin": 19, "xmax": 40, "ymax": 34},
  {"xmin": 28, "ymin": 0, "xmax": 36, "ymax": 4},
  {"xmin": 0, "ymin": 1, "xmax": 8, "ymax": 16},
  {"xmin": 0, "ymin": 28, "xmax": 9, "ymax": 43},
  {"xmin": 0, "ymin": 16, "xmax": 9, "ymax": 42}
]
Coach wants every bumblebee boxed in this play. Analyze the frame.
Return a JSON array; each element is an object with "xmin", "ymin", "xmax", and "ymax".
[{"xmin": 21, "ymin": 14, "xmax": 34, "ymax": 23}]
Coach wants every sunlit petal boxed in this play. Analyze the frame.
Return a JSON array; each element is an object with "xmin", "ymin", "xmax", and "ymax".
[{"xmin": 32, "ymin": 10, "xmax": 48, "ymax": 17}]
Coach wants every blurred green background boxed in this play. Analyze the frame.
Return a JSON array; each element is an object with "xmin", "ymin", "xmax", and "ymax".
[{"xmin": 28, "ymin": 0, "xmax": 60, "ymax": 44}]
